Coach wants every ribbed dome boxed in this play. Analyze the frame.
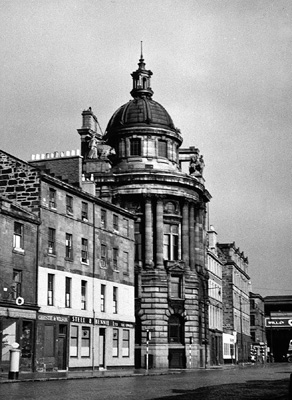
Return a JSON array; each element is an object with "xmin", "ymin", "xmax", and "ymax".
[{"xmin": 106, "ymin": 97, "xmax": 176, "ymax": 134}]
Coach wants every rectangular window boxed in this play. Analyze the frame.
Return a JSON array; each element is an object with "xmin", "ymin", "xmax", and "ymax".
[
  {"xmin": 134, "ymin": 221, "xmax": 142, "ymax": 261},
  {"xmin": 113, "ymin": 214, "xmax": 119, "ymax": 231},
  {"xmin": 70, "ymin": 325, "xmax": 78, "ymax": 357},
  {"xmin": 122, "ymin": 329, "xmax": 130, "ymax": 357},
  {"xmin": 130, "ymin": 138, "xmax": 141, "ymax": 156},
  {"xmin": 250, "ymin": 315, "xmax": 255, "ymax": 326},
  {"xmin": 65, "ymin": 277, "xmax": 71, "ymax": 308},
  {"xmin": 81, "ymin": 327, "xmax": 90, "ymax": 357},
  {"xmin": 113, "ymin": 286, "xmax": 118, "ymax": 314},
  {"xmin": 47, "ymin": 274, "xmax": 54, "ymax": 306},
  {"xmin": 48, "ymin": 228, "xmax": 56, "ymax": 254},
  {"xmin": 123, "ymin": 251, "xmax": 129, "ymax": 275},
  {"xmin": 158, "ymin": 139, "xmax": 167, "ymax": 158},
  {"xmin": 101, "ymin": 209, "xmax": 107, "ymax": 228},
  {"xmin": 170, "ymin": 275, "xmax": 181, "ymax": 298},
  {"xmin": 13, "ymin": 222, "xmax": 24, "ymax": 250},
  {"xmin": 101, "ymin": 244, "xmax": 107, "ymax": 268},
  {"xmin": 12, "ymin": 270, "xmax": 22, "ymax": 299},
  {"xmin": 81, "ymin": 238, "xmax": 88, "ymax": 263},
  {"xmin": 113, "ymin": 329, "xmax": 119, "ymax": 357},
  {"xmin": 123, "ymin": 218, "xmax": 129, "ymax": 236},
  {"xmin": 81, "ymin": 202, "xmax": 88, "ymax": 221},
  {"xmin": 163, "ymin": 223, "xmax": 179, "ymax": 260},
  {"xmin": 113, "ymin": 248, "xmax": 118, "ymax": 271},
  {"xmin": 65, "ymin": 233, "xmax": 73, "ymax": 259},
  {"xmin": 101, "ymin": 284, "xmax": 106, "ymax": 312},
  {"xmin": 49, "ymin": 188, "xmax": 56, "ymax": 208},
  {"xmin": 66, "ymin": 195, "xmax": 73, "ymax": 214},
  {"xmin": 81, "ymin": 280, "xmax": 87, "ymax": 310}
]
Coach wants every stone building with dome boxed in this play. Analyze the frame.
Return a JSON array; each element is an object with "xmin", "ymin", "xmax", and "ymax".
[{"xmin": 79, "ymin": 53, "xmax": 211, "ymax": 369}]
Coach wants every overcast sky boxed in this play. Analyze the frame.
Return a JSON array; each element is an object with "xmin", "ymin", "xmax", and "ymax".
[{"xmin": 1, "ymin": 0, "xmax": 291, "ymax": 297}]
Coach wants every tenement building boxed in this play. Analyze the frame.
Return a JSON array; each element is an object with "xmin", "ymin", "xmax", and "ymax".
[
  {"xmin": 0, "ymin": 150, "xmax": 135, "ymax": 372},
  {"xmin": 249, "ymin": 292, "xmax": 266, "ymax": 362},
  {"xmin": 218, "ymin": 242, "xmax": 251, "ymax": 363},
  {"xmin": 79, "ymin": 53, "xmax": 211, "ymax": 368},
  {"xmin": 207, "ymin": 226, "xmax": 224, "ymax": 366}
]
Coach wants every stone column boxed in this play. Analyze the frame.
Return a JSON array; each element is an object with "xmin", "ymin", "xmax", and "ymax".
[
  {"xmin": 194, "ymin": 206, "xmax": 201, "ymax": 268},
  {"xmin": 182, "ymin": 201, "xmax": 190, "ymax": 266},
  {"xmin": 156, "ymin": 196, "xmax": 164, "ymax": 269},
  {"xmin": 145, "ymin": 196, "xmax": 153, "ymax": 268},
  {"xmin": 189, "ymin": 202, "xmax": 195, "ymax": 270}
]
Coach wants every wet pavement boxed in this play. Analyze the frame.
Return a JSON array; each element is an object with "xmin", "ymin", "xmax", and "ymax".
[{"xmin": 0, "ymin": 363, "xmax": 291, "ymax": 399}]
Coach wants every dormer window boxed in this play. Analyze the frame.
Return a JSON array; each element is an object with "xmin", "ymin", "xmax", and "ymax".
[{"xmin": 130, "ymin": 138, "xmax": 141, "ymax": 156}]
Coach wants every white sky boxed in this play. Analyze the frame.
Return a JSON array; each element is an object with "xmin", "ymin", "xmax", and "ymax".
[{"xmin": 1, "ymin": 0, "xmax": 292, "ymax": 296}]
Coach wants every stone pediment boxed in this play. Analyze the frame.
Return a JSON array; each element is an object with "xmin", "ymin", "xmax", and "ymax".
[{"xmin": 164, "ymin": 260, "xmax": 185, "ymax": 273}]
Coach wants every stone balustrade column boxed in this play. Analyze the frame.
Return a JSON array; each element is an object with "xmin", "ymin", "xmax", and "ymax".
[
  {"xmin": 144, "ymin": 196, "xmax": 153, "ymax": 268},
  {"xmin": 189, "ymin": 202, "xmax": 195, "ymax": 270},
  {"xmin": 156, "ymin": 196, "xmax": 164, "ymax": 269},
  {"xmin": 182, "ymin": 201, "xmax": 190, "ymax": 266}
]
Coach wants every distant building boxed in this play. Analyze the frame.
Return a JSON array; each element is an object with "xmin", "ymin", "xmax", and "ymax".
[
  {"xmin": 0, "ymin": 149, "xmax": 135, "ymax": 372},
  {"xmin": 249, "ymin": 292, "xmax": 266, "ymax": 362},
  {"xmin": 207, "ymin": 226, "xmax": 224, "ymax": 365},
  {"xmin": 218, "ymin": 242, "xmax": 251, "ymax": 363},
  {"xmin": 264, "ymin": 295, "xmax": 292, "ymax": 362}
]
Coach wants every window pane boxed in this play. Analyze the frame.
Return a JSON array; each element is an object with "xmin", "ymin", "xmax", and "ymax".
[
  {"xmin": 81, "ymin": 327, "xmax": 90, "ymax": 357},
  {"xmin": 113, "ymin": 329, "xmax": 119, "ymax": 357},
  {"xmin": 70, "ymin": 325, "xmax": 78, "ymax": 357}
]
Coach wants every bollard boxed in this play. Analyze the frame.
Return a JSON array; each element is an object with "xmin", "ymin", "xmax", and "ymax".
[{"xmin": 8, "ymin": 348, "xmax": 21, "ymax": 380}]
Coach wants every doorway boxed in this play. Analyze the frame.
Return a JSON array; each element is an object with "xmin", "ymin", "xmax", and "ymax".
[
  {"xmin": 99, "ymin": 328, "xmax": 106, "ymax": 368},
  {"xmin": 57, "ymin": 324, "xmax": 67, "ymax": 370}
]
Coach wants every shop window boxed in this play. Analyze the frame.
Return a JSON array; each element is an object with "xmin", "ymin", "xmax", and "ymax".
[
  {"xmin": 65, "ymin": 277, "xmax": 71, "ymax": 308},
  {"xmin": 163, "ymin": 223, "xmax": 179, "ymax": 260},
  {"xmin": 21, "ymin": 321, "xmax": 33, "ymax": 359},
  {"xmin": 122, "ymin": 329, "xmax": 130, "ymax": 357},
  {"xmin": 158, "ymin": 139, "xmax": 167, "ymax": 158},
  {"xmin": 113, "ymin": 214, "xmax": 119, "ymax": 231},
  {"xmin": 101, "ymin": 209, "xmax": 107, "ymax": 228},
  {"xmin": 168, "ymin": 314, "xmax": 184, "ymax": 344},
  {"xmin": 81, "ymin": 238, "xmax": 88, "ymax": 263},
  {"xmin": 81, "ymin": 202, "xmax": 88, "ymax": 221},
  {"xmin": 47, "ymin": 274, "xmax": 54, "ymax": 306},
  {"xmin": 113, "ymin": 329, "xmax": 119, "ymax": 357},
  {"xmin": 66, "ymin": 195, "xmax": 73, "ymax": 214},
  {"xmin": 48, "ymin": 228, "xmax": 56, "ymax": 254},
  {"xmin": 113, "ymin": 286, "xmax": 118, "ymax": 314},
  {"xmin": 170, "ymin": 275, "xmax": 182, "ymax": 298},
  {"xmin": 113, "ymin": 248, "xmax": 118, "ymax": 271},
  {"xmin": 49, "ymin": 188, "xmax": 56, "ymax": 209},
  {"xmin": 81, "ymin": 327, "xmax": 90, "ymax": 357},
  {"xmin": 44, "ymin": 325, "xmax": 55, "ymax": 357},
  {"xmin": 12, "ymin": 270, "xmax": 22, "ymax": 299},
  {"xmin": 130, "ymin": 138, "xmax": 141, "ymax": 156},
  {"xmin": 65, "ymin": 233, "xmax": 73, "ymax": 260},
  {"xmin": 13, "ymin": 222, "xmax": 24, "ymax": 250},
  {"xmin": 70, "ymin": 325, "xmax": 78, "ymax": 357},
  {"xmin": 81, "ymin": 280, "xmax": 87, "ymax": 310},
  {"xmin": 101, "ymin": 284, "xmax": 105, "ymax": 312}
]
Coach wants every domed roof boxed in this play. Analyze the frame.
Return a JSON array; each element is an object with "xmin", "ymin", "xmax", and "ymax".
[{"xmin": 106, "ymin": 97, "xmax": 176, "ymax": 133}]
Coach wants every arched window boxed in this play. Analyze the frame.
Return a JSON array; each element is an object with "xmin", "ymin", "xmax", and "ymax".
[{"xmin": 168, "ymin": 314, "xmax": 184, "ymax": 344}]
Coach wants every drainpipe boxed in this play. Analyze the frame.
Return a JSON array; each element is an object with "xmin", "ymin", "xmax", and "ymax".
[{"xmin": 92, "ymin": 202, "xmax": 96, "ymax": 373}]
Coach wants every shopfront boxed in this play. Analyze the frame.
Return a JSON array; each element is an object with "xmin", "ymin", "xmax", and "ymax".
[
  {"xmin": 35, "ymin": 313, "xmax": 69, "ymax": 372},
  {"xmin": 0, "ymin": 307, "xmax": 36, "ymax": 372}
]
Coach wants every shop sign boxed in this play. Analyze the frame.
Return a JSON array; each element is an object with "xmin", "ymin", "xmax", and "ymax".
[
  {"xmin": 265, "ymin": 318, "xmax": 292, "ymax": 328},
  {"xmin": 70, "ymin": 316, "xmax": 93, "ymax": 324},
  {"xmin": 38, "ymin": 314, "xmax": 69, "ymax": 322}
]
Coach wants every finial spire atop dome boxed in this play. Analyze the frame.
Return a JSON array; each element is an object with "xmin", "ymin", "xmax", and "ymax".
[{"xmin": 130, "ymin": 44, "xmax": 153, "ymax": 98}]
